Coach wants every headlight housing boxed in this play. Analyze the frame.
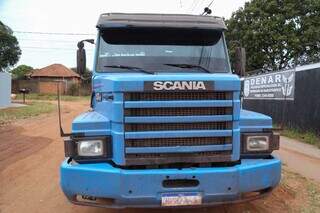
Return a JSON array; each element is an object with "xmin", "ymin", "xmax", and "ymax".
[
  {"xmin": 241, "ymin": 132, "xmax": 279, "ymax": 155},
  {"xmin": 64, "ymin": 136, "xmax": 112, "ymax": 163}
]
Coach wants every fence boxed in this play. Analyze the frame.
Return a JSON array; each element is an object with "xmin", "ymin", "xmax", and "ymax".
[
  {"xmin": 243, "ymin": 63, "xmax": 320, "ymax": 133},
  {"xmin": 12, "ymin": 80, "xmax": 66, "ymax": 94},
  {"xmin": 12, "ymin": 80, "xmax": 91, "ymax": 96}
]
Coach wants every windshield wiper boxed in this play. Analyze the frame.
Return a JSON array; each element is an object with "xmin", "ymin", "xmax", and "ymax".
[
  {"xmin": 104, "ymin": 65, "xmax": 153, "ymax": 74},
  {"xmin": 164, "ymin": 63, "xmax": 211, "ymax": 73}
]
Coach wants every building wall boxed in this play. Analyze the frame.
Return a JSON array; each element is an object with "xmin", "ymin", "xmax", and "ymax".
[
  {"xmin": 12, "ymin": 79, "xmax": 67, "ymax": 94},
  {"xmin": 32, "ymin": 76, "xmax": 80, "ymax": 84},
  {"xmin": 11, "ymin": 77, "xmax": 84, "ymax": 95},
  {"xmin": 38, "ymin": 81, "xmax": 66, "ymax": 94},
  {"xmin": 0, "ymin": 72, "xmax": 11, "ymax": 108},
  {"xmin": 12, "ymin": 80, "xmax": 39, "ymax": 93}
]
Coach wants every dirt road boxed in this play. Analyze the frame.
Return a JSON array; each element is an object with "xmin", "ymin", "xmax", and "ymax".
[
  {"xmin": 0, "ymin": 100, "xmax": 319, "ymax": 213},
  {"xmin": 274, "ymin": 137, "xmax": 320, "ymax": 182}
]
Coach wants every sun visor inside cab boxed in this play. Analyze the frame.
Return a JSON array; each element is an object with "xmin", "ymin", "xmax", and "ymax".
[{"xmin": 100, "ymin": 28, "xmax": 223, "ymax": 46}]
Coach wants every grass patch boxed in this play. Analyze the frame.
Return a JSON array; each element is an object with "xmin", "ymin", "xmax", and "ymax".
[
  {"xmin": 0, "ymin": 102, "xmax": 55, "ymax": 125},
  {"xmin": 305, "ymin": 182, "xmax": 320, "ymax": 212},
  {"xmin": 281, "ymin": 168, "xmax": 320, "ymax": 213},
  {"xmin": 281, "ymin": 128, "xmax": 320, "ymax": 149},
  {"xmin": 15, "ymin": 93, "xmax": 90, "ymax": 102}
]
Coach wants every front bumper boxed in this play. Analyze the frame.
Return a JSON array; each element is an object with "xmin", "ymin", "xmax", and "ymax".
[{"xmin": 60, "ymin": 156, "xmax": 281, "ymax": 208}]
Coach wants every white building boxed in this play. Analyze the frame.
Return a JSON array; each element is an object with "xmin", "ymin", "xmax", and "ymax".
[{"xmin": 0, "ymin": 72, "xmax": 11, "ymax": 108}]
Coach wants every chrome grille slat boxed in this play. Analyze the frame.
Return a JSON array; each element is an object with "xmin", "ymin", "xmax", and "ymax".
[
  {"xmin": 126, "ymin": 151, "xmax": 232, "ymax": 158},
  {"xmin": 125, "ymin": 151, "xmax": 232, "ymax": 165},
  {"xmin": 126, "ymin": 137, "xmax": 232, "ymax": 147},
  {"xmin": 125, "ymin": 107, "xmax": 232, "ymax": 116},
  {"xmin": 124, "ymin": 92, "xmax": 232, "ymax": 101},
  {"xmin": 125, "ymin": 122, "xmax": 231, "ymax": 131}
]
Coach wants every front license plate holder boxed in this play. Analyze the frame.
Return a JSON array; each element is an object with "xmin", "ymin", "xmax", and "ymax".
[{"xmin": 161, "ymin": 192, "xmax": 202, "ymax": 207}]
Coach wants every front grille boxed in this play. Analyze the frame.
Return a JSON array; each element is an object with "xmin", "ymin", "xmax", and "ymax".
[
  {"xmin": 123, "ymin": 90, "xmax": 235, "ymax": 166},
  {"xmin": 125, "ymin": 121, "xmax": 232, "ymax": 131},
  {"xmin": 125, "ymin": 107, "xmax": 232, "ymax": 116},
  {"xmin": 126, "ymin": 137, "xmax": 232, "ymax": 147},
  {"xmin": 125, "ymin": 151, "xmax": 232, "ymax": 165},
  {"xmin": 124, "ymin": 92, "xmax": 232, "ymax": 101}
]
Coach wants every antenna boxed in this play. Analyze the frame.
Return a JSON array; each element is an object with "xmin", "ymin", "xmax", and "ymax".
[
  {"xmin": 201, "ymin": 0, "xmax": 214, "ymax": 15},
  {"xmin": 201, "ymin": 7, "xmax": 212, "ymax": 15}
]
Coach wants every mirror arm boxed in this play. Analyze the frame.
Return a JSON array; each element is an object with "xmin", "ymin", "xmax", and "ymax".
[
  {"xmin": 77, "ymin": 41, "xmax": 84, "ymax": 49},
  {"xmin": 90, "ymin": 91, "xmax": 96, "ymax": 109},
  {"xmin": 78, "ymin": 39, "xmax": 95, "ymax": 47}
]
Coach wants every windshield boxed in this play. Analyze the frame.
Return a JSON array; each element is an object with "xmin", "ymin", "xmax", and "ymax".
[{"xmin": 96, "ymin": 32, "xmax": 230, "ymax": 73}]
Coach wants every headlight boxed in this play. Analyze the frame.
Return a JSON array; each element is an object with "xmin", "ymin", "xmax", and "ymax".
[
  {"xmin": 77, "ymin": 140, "xmax": 103, "ymax": 156},
  {"xmin": 246, "ymin": 136, "xmax": 269, "ymax": 151},
  {"xmin": 241, "ymin": 132, "xmax": 279, "ymax": 155},
  {"xmin": 64, "ymin": 136, "xmax": 112, "ymax": 162}
]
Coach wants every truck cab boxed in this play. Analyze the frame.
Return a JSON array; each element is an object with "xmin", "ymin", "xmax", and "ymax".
[{"xmin": 60, "ymin": 13, "xmax": 281, "ymax": 208}]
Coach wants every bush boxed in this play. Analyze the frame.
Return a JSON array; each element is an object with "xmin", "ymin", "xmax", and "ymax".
[
  {"xmin": 282, "ymin": 128, "xmax": 320, "ymax": 149},
  {"xmin": 67, "ymin": 83, "xmax": 79, "ymax": 96},
  {"xmin": 79, "ymin": 83, "xmax": 91, "ymax": 96}
]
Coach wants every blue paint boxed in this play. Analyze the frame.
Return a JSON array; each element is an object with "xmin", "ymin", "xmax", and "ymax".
[
  {"xmin": 126, "ymin": 144, "xmax": 232, "ymax": 154},
  {"xmin": 61, "ymin": 21, "xmax": 281, "ymax": 208},
  {"xmin": 60, "ymin": 156, "xmax": 281, "ymax": 208},
  {"xmin": 64, "ymin": 69, "xmax": 279, "ymax": 207},
  {"xmin": 240, "ymin": 109, "xmax": 273, "ymax": 132},
  {"xmin": 125, "ymin": 130, "xmax": 233, "ymax": 139}
]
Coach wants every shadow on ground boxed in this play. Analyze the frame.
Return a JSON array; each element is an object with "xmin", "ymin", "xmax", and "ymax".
[{"xmin": 0, "ymin": 125, "xmax": 53, "ymax": 171}]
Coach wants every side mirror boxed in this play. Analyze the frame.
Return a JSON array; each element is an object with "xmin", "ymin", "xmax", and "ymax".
[
  {"xmin": 77, "ymin": 39, "xmax": 94, "ymax": 75},
  {"xmin": 234, "ymin": 47, "xmax": 246, "ymax": 77},
  {"xmin": 77, "ymin": 43, "xmax": 86, "ymax": 75}
]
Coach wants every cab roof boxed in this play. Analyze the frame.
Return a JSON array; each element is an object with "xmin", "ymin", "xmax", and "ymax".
[{"xmin": 97, "ymin": 13, "xmax": 227, "ymax": 30}]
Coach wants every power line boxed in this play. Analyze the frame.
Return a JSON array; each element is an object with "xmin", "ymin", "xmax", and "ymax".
[
  {"xmin": 21, "ymin": 46, "xmax": 94, "ymax": 51},
  {"xmin": 191, "ymin": 1, "xmax": 200, "ymax": 13},
  {"xmin": 19, "ymin": 38, "xmax": 79, "ymax": 43},
  {"xmin": 188, "ymin": 0, "xmax": 198, "ymax": 13},
  {"xmin": 191, "ymin": 0, "xmax": 204, "ymax": 13},
  {"xmin": 14, "ymin": 31, "xmax": 95, "ymax": 36}
]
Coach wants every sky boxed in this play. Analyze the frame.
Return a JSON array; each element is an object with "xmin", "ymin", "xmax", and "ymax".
[{"xmin": 0, "ymin": 0, "xmax": 249, "ymax": 69}]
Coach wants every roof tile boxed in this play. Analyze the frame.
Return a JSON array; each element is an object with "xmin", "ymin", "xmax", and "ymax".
[{"xmin": 30, "ymin": 64, "xmax": 80, "ymax": 78}]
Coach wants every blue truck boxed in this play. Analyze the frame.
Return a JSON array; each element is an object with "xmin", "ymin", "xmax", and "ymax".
[{"xmin": 60, "ymin": 13, "xmax": 281, "ymax": 208}]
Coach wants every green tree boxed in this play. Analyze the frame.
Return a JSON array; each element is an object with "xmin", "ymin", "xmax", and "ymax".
[
  {"xmin": 0, "ymin": 21, "xmax": 21, "ymax": 71},
  {"xmin": 70, "ymin": 67, "xmax": 92, "ymax": 83},
  {"xmin": 10, "ymin": 64, "xmax": 33, "ymax": 79},
  {"xmin": 225, "ymin": 0, "xmax": 320, "ymax": 72}
]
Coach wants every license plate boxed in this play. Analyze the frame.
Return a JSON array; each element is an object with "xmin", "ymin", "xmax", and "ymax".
[{"xmin": 161, "ymin": 192, "xmax": 202, "ymax": 207}]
